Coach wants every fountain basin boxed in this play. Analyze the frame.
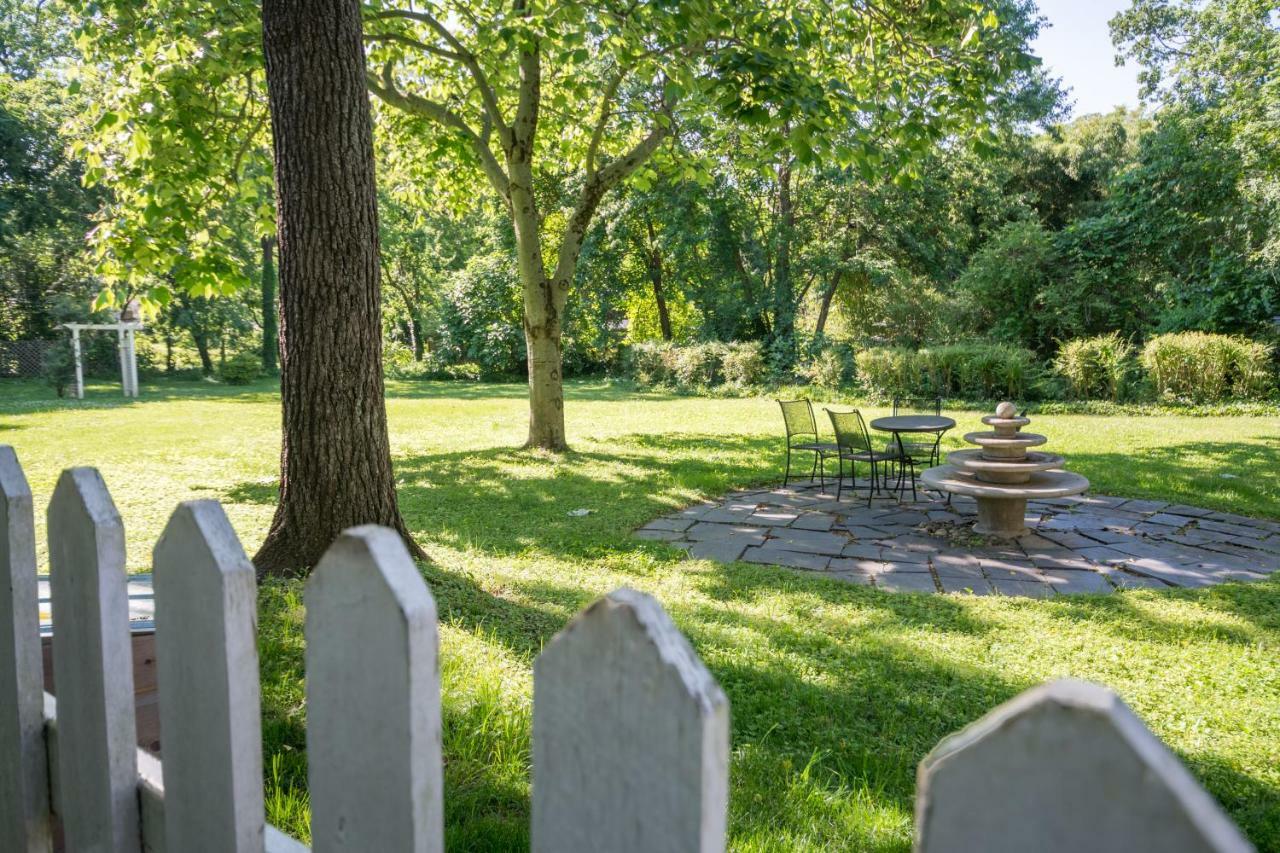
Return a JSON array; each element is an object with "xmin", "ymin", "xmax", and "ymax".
[
  {"xmin": 920, "ymin": 466, "xmax": 1089, "ymax": 537},
  {"xmin": 920, "ymin": 466, "xmax": 1090, "ymax": 500},
  {"xmin": 945, "ymin": 450, "xmax": 1066, "ymax": 484}
]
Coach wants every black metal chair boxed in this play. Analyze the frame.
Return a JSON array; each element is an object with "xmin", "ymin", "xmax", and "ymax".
[
  {"xmin": 777, "ymin": 399, "xmax": 839, "ymax": 489},
  {"xmin": 825, "ymin": 408, "xmax": 901, "ymax": 506},
  {"xmin": 891, "ymin": 396, "xmax": 948, "ymax": 468}
]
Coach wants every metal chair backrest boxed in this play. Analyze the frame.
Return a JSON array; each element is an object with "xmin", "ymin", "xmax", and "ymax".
[
  {"xmin": 778, "ymin": 399, "xmax": 818, "ymax": 440},
  {"xmin": 826, "ymin": 409, "xmax": 874, "ymax": 455},
  {"xmin": 893, "ymin": 396, "xmax": 942, "ymax": 417}
]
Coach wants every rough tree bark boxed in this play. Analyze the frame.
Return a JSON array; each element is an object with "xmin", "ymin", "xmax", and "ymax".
[
  {"xmin": 771, "ymin": 156, "xmax": 796, "ymax": 364},
  {"xmin": 814, "ymin": 271, "xmax": 839, "ymax": 339},
  {"xmin": 643, "ymin": 216, "xmax": 673, "ymax": 341},
  {"xmin": 260, "ymin": 235, "xmax": 278, "ymax": 375},
  {"xmin": 256, "ymin": 0, "xmax": 423, "ymax": 574}
]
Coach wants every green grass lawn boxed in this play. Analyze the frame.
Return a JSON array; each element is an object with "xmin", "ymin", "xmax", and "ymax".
[{"xmin": 4, "ymin": 377, "xmax": 1279, "ymax": 850}]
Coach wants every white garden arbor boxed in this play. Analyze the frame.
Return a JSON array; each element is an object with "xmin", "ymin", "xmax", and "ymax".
[{"xmin": 60, "ymin": 317, "xmax": 144, "ymax": 399}]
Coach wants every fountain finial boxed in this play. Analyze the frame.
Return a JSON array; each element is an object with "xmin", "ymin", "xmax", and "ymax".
[{"xmin": 995, "ymin": 401, "xmax": 1016, "ymax": 419}]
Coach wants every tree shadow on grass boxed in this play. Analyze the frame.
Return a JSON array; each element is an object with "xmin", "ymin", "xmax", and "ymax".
[
  {"xmin": 1067, "ymin": 442, "xmax": 1280, "ymax": 520},
  {"xmin": 384, "ymin": 377, "xmax": 683, "ymax": 403},
  {"xmin": 238, "ymin": 430, "xmax": 1280, "ymax": 849}
]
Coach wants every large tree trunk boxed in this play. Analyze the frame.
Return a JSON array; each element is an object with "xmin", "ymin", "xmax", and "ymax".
[
  {"xmin": 260, "ymin": 235, "xmax": 279, "ymax": 375},
  {"xmin": 507, "ymin": 46, "xmax": 570, "ymax": 452},
  {"xmin": 644, "ymin": 217, "xmax": 673, "ymax": 342},
  {"xmin": 257, "ymin": 0, "xmax": 423, "ymax": 574}
]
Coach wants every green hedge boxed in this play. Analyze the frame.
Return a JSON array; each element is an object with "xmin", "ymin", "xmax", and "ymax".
[
  {"xmin": 627, "ymin": 341, "xmax": 767, "ymax": 389},
  {"xmin": 219, "ymin": 351, "xmax": 262, "ymax": 385}
]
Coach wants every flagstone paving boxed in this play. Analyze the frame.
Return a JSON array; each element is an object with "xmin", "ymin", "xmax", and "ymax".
[{"xmin": 635, "ymin": 482, "xmax": 1280, "ymax": 597}]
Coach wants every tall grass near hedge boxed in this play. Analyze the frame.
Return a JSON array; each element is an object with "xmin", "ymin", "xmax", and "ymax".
[
  {"xmin": 1054, "ymin": 333, "xmax": 1134, "ymax": 401},
  {"xmin": 1141, "ymin": 332, "xmax": 1273, "ymax": 402}
]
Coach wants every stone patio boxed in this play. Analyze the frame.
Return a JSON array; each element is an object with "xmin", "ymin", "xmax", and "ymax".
[{"xmin": 635, "ymin": 482, "xmax": 1280, "ymax": 596}]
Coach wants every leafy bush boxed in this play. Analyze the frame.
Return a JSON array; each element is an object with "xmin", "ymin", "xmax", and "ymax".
[
  {"xmin": 1141, "ymin": 332, "xmax": 1274, "ymax": 401},
  {"xmin": 43, "ymin": 339, "xmax": 76, "ymax": 397},
  {"xmin": 720, "ymin": 342, "xmax": 766, "ymax": 388},
  {"xmin": 219, "ymin": 351, "xmax": 262, "ymax": 385},
  {"xmin": 626, "ymin": 342, "xmax": 675, "ymax": 385},
  {"xmin": 671, "ymin": 343, "xmax": 724, "ymax": 388},
  {"xmin": 1054, "ymin": 333, "xmax": 1134, "ymax": 400},
  {"xmin": 795, "ymin": 347, "xmax": 849, "ymax": 390},
  {"xmin": 854, "ymin": 347, "xmax": 919, "ymax": 399},
  {"xmin": 627, "ymin": 341, "xmax": 767, "ymax": 389},
  {"xmin": 383, "ymin": 341, "xmax": 415, "ymax": 376},
  {"xmin": 434, "ymin": 362, "xmax": 483, "ymax": 381}
]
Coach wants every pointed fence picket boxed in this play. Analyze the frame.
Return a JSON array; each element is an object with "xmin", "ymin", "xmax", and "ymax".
[{"xmin": 0, "ymin": 448, "xmax": 1257, "ymax": 852}]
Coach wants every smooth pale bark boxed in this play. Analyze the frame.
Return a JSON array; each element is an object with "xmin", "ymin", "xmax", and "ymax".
[
  {"xmin": 257, "ymin": 0, "xmax": 423, "ymax": 573},
  {"xmin": 366, "ymin": 27, "xmax": 670, "ymax": 452}
]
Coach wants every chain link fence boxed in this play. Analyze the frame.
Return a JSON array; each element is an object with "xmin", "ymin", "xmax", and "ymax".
[{"xmin": 0, "ymin": 340, "xmax": 55, "ymax": 378}]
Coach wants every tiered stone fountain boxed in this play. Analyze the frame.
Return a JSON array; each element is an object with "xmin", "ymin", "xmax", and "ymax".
[{"xmin": 920, "ymin": 402, "xmax": 1089, "ymax": 538}]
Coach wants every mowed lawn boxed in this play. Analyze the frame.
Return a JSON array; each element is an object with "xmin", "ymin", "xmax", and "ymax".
[{"xmin": 3, "ymin": 377, "xmax": 1279, "ymax": 850}]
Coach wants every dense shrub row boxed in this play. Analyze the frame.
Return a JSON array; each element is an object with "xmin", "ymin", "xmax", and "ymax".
[
  {"xmin": 622, "ymin": 332, "xmax": 1277, "ymax": 403},
  {"xmin": 626, "ymin": 341, "xmax": 767, "ymax": 389}
]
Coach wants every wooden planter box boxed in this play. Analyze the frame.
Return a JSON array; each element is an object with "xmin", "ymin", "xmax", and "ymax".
[{"xmin": 41, "ymin": 629, "xmax": 162, "ymax": 754}]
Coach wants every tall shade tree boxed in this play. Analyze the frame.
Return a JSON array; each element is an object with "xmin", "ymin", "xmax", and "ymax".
[
  {"xmin": 258, "ymin": 0, "xmax": 422, "ymax": 572},
  {"xmin": 362, "ymin": 0, "xmax": 1036, "ymax": 449}
]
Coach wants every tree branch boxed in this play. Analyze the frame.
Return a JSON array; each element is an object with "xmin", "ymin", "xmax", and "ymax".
[
  {"xmin": 364, "ymin": 31, "xmax": 464, "ymax": 62},
  {"xmin": 366, "ymin": 64, "xmax": 510, "ymax": 199},
  {"xmin": 368, "ymin": 8, "xmax": 510, "ymax": 146}
]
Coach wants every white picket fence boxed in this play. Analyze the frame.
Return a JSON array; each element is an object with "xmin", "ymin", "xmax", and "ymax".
[{"xmin": 0, "ymin": 446, "xmax": 1256, "ymax": 853}]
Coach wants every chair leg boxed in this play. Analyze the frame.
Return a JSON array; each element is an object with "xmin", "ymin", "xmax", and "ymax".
[
  {"xmin": 835, "ymin": 457, "xmax": 844, "ymax": 501},
  {"xmin": 908, "ymin": 460, "xmax": 917, "ymax": 502},
  {"xmin": 809, "ymin": 452, "xmax": 818, "ymax": 487},
  {"xmin": 783, "ymin": 445, "xmax": 792, "ymax": 487}
]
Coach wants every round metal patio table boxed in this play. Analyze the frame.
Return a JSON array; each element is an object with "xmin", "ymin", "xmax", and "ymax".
[{"xmin": 869, "ymin": 415, "xmax": 956, "ymax": 500}]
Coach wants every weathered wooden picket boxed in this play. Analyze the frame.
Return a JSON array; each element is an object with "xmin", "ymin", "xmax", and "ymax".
[{"xmin": 0, "ymin": 446, "xmax": 1256, "ymax": 852}]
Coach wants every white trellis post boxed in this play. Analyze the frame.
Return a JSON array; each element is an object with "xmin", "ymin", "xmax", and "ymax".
[
  {"xmin": 0, "ymin": 447, "xmax": 51, "ymax": 853},
  {"xmin": 60, "ymin": 322, "xmax": 142, "ymax": 399},
  {"xmin": 70, "ymin": 327, "xmax": 83, "ymax": 399},
  {"xmin": 305, "ymin": 525, "xmax": 444, "ymax": 852},
  {"xmin": 531, "ymin": 587, "xmax": 731, "ymax": 853},
  {"xmin": 47, "ymin": 467, "xmax": 139, "ymax": 853}
]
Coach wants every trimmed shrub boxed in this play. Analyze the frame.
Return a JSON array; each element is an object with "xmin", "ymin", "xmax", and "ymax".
[
  {"xmin": 671, "ymin": 343, "xmax": 724, "ymax": 388},
  {"xmin": 720, "ymin": 342, "xmax": 766, "ymax": 388},
  {"xmin": 626, "ymin": 342, "xmax": 674, "ymax": 385},
  {"xmin": 1054, "ymin": 333, "xmax": 1134, "ymax": 400},
  {"xmin": 854, "ymin": 347, "xmax": 918, "ymax": 399},
  {"xmin": 1141, "ymin": 332, "xmax": 1274, "ymax": 401},
  {"xmin": 219, "ymin": 351, "xmax": 262, "ymax": 385}
]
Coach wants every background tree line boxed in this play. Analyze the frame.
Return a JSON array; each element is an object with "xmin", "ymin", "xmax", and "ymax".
[{"xmin": 2, "ymin": 0, "xmax": 1276, "ymax": 388}]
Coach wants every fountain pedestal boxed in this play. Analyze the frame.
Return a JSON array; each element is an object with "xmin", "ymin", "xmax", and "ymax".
[{"xmin": 920, "ymin": 402, "xmax": 1089, "ymax": 538}]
